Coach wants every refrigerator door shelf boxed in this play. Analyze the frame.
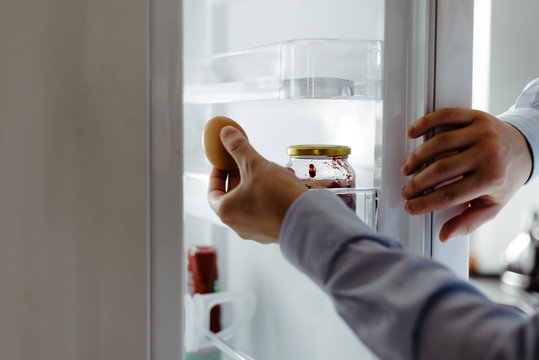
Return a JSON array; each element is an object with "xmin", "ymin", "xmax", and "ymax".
[
  {"xmin": 184, "ymin": 39, "xmax": 382, "ymax": 104},
  {"xmin": 184, "ymin": 290, "xmax": 256, "ymax": 354},
  {"xmin": 184, "ymin": 172, "xmax": 379, "ymax": 231},
  {"xmin": 312, "ymin": 188, "xmax": 379, "ymax": 231}
]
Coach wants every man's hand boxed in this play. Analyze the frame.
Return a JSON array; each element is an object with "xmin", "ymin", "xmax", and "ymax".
[
  {"xmin": 401, "ymin": 108, "xmax": 532, "ymax": 242},
  {"xmin": 208, "ymin": 126, "xmax": 307, "ymax": 244}
]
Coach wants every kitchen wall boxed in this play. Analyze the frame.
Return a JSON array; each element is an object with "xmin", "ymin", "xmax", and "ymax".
[
  {"xmin": 471, "ymin": 0, "xmax": 539, "ymax": 274},
  {"xmin": 0, "ymin": 1, "xmax": 147, "ymax": 359}
]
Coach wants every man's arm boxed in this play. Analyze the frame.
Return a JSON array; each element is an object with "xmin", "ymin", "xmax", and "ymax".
[{"xmin": 281, "ymin": 190, "xmax": 538, "ymax": 360}]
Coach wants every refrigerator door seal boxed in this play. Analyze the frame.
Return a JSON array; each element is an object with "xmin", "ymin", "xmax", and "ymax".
[{"xmin": 148, "ymin": 0, "xmax": 184, "ymax": 358}]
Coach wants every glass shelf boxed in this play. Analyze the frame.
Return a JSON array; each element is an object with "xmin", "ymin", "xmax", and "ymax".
[
  {"xmin": 184, "ymin": 39, "xmax": 383, "ymax": 104},
  {"xmin": 315, "ymin": 188, "xmax": 378, "ymax": 231},
  {"xmin": 184, "ymin": 172, "xmax": 379, "ymax": 231}
]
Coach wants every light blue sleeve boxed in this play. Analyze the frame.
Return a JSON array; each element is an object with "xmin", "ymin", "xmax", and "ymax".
[
  {"xmin": 498, "ymin": 77, "xmax": 539, "ymax": 182},
  {"xmin": 280, "ymin": 190, "xmax": 539, "ymax": 359}
]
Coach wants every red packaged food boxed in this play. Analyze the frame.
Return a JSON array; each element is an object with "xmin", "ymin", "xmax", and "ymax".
[{"xmin": 187, "ymin": 246, "xmax": 221, "ymax": 333}]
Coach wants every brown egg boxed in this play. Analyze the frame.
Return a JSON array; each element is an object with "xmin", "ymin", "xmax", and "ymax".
[{"xmin": 203, "ymin": 116, "xmax": 248, "ymax": 171}]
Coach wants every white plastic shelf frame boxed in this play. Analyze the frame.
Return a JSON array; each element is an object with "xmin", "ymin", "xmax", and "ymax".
[
  {"xmin": 184, "ymin": 172, "xmax": 378, "ymax": 231},
  {"xmin": 184, "ymin": 39, "xmax": 383, "ymax": 103}
]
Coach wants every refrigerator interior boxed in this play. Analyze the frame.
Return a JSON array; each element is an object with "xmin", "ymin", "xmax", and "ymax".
[{"xmin": 183, "ymin": 0, "xmax": 384, "ymax": 358}]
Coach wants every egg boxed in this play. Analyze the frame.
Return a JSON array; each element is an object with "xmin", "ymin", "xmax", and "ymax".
[{"xmin": 203, "ymin": 116, "xmax": 248, "ymax": 171}]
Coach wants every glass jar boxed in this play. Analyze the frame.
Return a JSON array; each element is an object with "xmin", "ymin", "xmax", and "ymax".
[{"xmin": 286, "ymin": 145, "xmax": 356, "ymax": 210}]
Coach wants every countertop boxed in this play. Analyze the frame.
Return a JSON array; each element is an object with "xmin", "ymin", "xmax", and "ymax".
[{"xmin": 470, "ymin": 275, "xmax": 539, "ymax": 315}]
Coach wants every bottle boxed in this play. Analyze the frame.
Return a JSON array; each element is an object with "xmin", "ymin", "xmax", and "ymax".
[
  {"xmin": 286, "ymin": 145, "xmax": 356, "ymax": 210},
  {"xmin": 186, "ymin": 246, "xmax": 221, "ymax": 360}
]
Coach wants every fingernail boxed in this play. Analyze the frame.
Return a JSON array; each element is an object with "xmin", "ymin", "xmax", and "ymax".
[
  {"xmin": 404, "ymin": 201, "xmax": 413, "ymax": 213},
  {"xmin": 401, "ymin": 186, "xmax": 409, "ymax": 200},
  {"xmin": 407, "ymin": 125, "xmax": 416, "ymax": 137},
  {"xmin": 401, "ymin": 164, "xmax": 409, "ymax": 175},
  {"xmin": 220, "ymin": 126, "xmax": 239, "ymax": 142}
]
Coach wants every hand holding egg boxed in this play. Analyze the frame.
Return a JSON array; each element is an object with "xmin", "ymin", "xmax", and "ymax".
[{"xmin": 205, "ymin": 116, "xmax": 307, "ymax": 243}]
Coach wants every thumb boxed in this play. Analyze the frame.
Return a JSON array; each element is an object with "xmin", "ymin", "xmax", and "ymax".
[{"xmin": 220, "ymin": 126, "xmax": 262, "ymax": 171}]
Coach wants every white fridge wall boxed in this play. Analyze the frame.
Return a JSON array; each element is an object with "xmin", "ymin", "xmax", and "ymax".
[
  {"xmin": 213, "ymin": 0, "xmax": 384, "ymax": 53},
  {"xmin": 184, "ymin": 0, "xmax": 384, "ymax": 60}
]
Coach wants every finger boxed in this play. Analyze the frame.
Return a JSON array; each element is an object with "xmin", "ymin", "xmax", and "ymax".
[
  {"xmin": 208, "ymin": 167, "xmax": 229, "ymax": 211},
  {"xmin": 220, "ymin": 126, "xmax": 264, "ymax": 172},
  {"xmin": 404, "ymin": 172, "xmax": 488, "ymax": 215},
  {"xmin": 227, "ymin": 168, "xmax": 241, "ymax": 192},
  {"xmin": 439, "ymin": 199, "xmax": 500, "ymax": 242},
  {"xmin": 408, "ymin": 108, "xmax": 478, "ymax": 139},
  {"xmin": 403, "ymin": 149, "xmax": 477, "ymax": 199},
  {"xmin": 403, "ymin": 127, "xmax": 477, "ymax": 175}
]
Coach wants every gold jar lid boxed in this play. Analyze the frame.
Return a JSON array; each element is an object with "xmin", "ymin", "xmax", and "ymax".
[{"xmin": 287, "ymin": 145, "xmax": 351, "ymax": 156}]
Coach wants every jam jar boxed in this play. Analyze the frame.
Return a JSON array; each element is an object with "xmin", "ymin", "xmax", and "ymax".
[{"xmin": 286, "ymin": 145, "xmax": 356, "ymax": 210}]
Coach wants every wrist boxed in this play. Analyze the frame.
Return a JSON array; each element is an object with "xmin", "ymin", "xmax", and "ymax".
[
  {"xmin": 504, "ymin": 122, "xmax": 533, "ymax": 185},
  {"xmin": 499, "ymin": 107, "xmax": 539, "ymax": 183}
]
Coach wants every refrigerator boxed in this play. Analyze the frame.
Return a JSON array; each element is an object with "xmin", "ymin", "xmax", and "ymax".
[{"xmin": 149, "ymin": 0, "xmax": 474, "ymax": 358}]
